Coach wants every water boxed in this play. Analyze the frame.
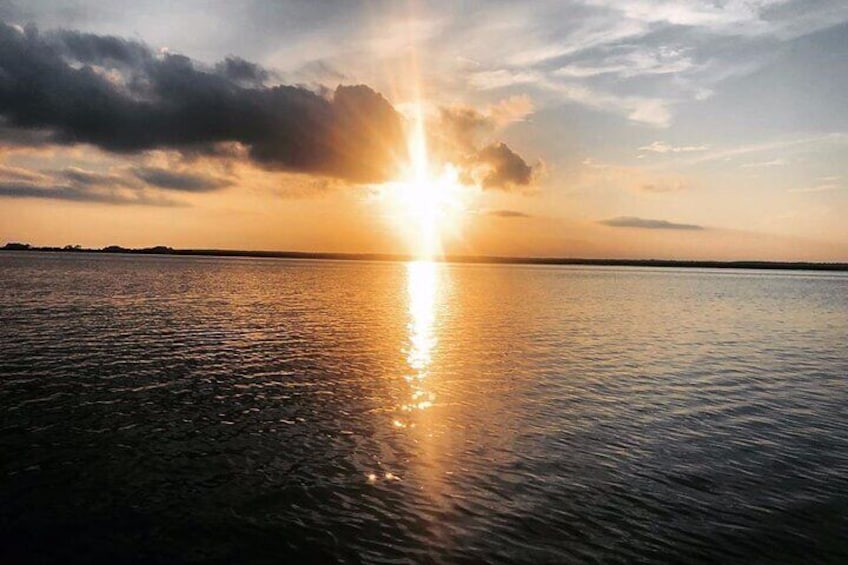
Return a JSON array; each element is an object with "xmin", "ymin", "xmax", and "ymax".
[{"xmin": 1, "ymin": 252, "xmax": 847, "ymax": 563}]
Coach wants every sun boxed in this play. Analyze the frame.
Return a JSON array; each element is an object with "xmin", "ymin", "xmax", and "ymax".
[{"xmin": 380, "ymin": 103, "xmax": 473, "ymax": 260}]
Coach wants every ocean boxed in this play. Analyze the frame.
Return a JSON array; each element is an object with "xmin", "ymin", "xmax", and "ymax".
[{"xmin": 1, "ymin": 252, "xmax": 847, "ymax": 563}]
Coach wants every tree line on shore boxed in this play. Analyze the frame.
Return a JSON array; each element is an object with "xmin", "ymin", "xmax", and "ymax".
[
  {"xmin": 2, "ymin": 242, "xmax": 174, "ymax": 254},
  {"xmin": 3, "ymin": 241, "xmax": 847, "ymax": 271}
]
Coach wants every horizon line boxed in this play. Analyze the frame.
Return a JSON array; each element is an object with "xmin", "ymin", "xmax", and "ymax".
[{"xmin": 2, "ymin": 243, "xmax": 847, "ymax": 272}]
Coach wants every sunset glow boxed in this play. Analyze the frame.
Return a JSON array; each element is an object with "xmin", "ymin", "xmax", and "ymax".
[
  {"xmin": 1, "ymin": 3, "xmax": 847, "ymax": 260},
  {"xmin": 4, "ymin": 3, "xmax": 848, "ymax": 563},
  {"xmin": 381, "ymin": 103, "xmax": 474, "ymax": 260}
]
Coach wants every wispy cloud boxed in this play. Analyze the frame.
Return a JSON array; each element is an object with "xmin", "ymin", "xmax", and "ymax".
[
  {"xmin": 0, "ymin": 164, "xmax": 45, "ymax": 183},
  {"xmin": 639, "ymin": 141, "xmax": 709, "ymax": 154},
  {"xmin": 487, "ymin": 209, "xmax": 532, "ymax": 218},
  {"xmin": 471, "ymin": 69, "xmax": 673, "ymax": 127},
  {"xmin": 457, "ymin": 0, "xmax": 848, "ymax": 130},
  {"xmin": 788, "ymin": 177, "xmax": 843, "ymax": 193},
  {"xmin": 132, "ymin": 167, "xmax": 231, "ymax": 192},
  {"xmin": 640, "ymin": 180, "xmax": 686, "ymax": 193},
  {"xmin": 0, "ymin": 161, "xmax": 220, "ymax": 205},
  {"xmin": 599, "ymin": 216, "xmax": 704, "ymax": 230},
  {"xmin": 740, "ymin": 159, "xmax": 787, "ymax": 168},
  {"xmin": 0, "ymin": 182, "xmax": 183, "ymax": 206},
  {"xmin": 51, "ymin": 167, "xmax": 138, "ymax": 188},
  {"xmin": 553, "ymin": 46, "xmax": 694, "ymax": 79},
  {"xmin": 504, "ymin": 18, "xmax": 648, "ymax": 67},
  {"xmin": 582, "ymin": 0, "xmax": 848, "ymax": 39},
  {"xmin": 681, "ymin": 133, "xmax": 848, "ymax": 166}
]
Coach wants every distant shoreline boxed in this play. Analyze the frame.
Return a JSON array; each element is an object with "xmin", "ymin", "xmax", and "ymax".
[{"xmin": 3, "ymin": 243, "xmax": 847, "ymax": 272}]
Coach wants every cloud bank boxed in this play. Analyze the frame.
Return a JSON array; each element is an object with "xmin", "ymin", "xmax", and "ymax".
[
  {"xmin": 0, "ymin": 21, "xmax": 537, "ymax": 199},
  {"xmin": 0, "ymin": 22, "xmax": 404, "ymax": 184}
]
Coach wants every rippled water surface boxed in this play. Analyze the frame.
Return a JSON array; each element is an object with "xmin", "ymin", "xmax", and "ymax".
[{"xmin": 2, "ymin": 252, "xmax": 847, "ymax": 563}]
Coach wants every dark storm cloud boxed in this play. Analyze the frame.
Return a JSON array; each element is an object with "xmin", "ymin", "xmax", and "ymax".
[
  {"xmin": 0, "ymin": 0, "xmax": 23, "ymax": 21},
  {"xmin": 0, "ymin": 181, "xmax": 180, "ymax": 205},
  {"xmin": 132, "ymin": 166, "xmax": 230, "ymax": 192},
  {"xmin": 0, "ymin": 119, "xmax": 54, "ymax": 147},
  {"xmin": 599, "ymin": 216, "xmax": 704, "ymax": 230},
  {"xmin": 56, "ymin": 28, "xmax": 151, "ymax": 67},
  {"xmin": 0, "ymin": 22, "xmax": 405, "ymax": 183},
  {"xmin": 214, "ymin": 56, "xmax": 271, "ymax": 87}
]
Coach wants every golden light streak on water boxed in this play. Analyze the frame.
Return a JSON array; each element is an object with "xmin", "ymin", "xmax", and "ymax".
[
  {"xmin": 369, "ymin": 260, "xmax": 443, "ymax": 485},
  {"xmin": 401, "ymin": 260, "xmax": 438, "ymax": 413}
]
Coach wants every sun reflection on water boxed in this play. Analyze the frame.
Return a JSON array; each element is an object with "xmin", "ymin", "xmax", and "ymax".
[
  {"xmin": 369, "ymin": 260, "xmax": 443, "ymax": 484},
  {"xmin": 401, "ymin": 260, "xmax": 438, "ymax": 413}
]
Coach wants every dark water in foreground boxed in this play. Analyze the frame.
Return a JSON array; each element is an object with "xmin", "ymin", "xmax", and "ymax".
[{"xmin": 1, "ymin": 252, "xmax": 847, "ymax": 563}]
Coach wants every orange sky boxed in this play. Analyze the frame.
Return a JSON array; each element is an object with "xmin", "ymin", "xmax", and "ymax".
[{"xmin": 1, "ymin": 3, "xmax": 847, "ymax": 261}]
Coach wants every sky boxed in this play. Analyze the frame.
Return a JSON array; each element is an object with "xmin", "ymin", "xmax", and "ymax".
[{"xmin": 0, "ymin": 0, "xmax": 847, "ymax": 261}]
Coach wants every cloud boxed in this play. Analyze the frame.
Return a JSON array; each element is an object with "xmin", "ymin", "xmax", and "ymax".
[
  {"xmin": 0, "ymin": 160, "xmax": 223, "ymax": 204},
  {"xmin": 502, "ymin": 15, "xmax": 648, "ymax": 67},
  {"xmin": 0, "ymin": 22, "xmax": 536, "ymax": 194},
  {"xmin": 0, "ymin": 181, "xmax": 181, "ymax": 206},
  {"xmin": 640, "ymin": 180, "xmax": 686, "ymax": 193},
  {"xmin": 488, "ymin": 95, "xmax": 534, "ymax": 126},
  {"xmin": 474, "ymin": 142, "xmax": 536, "ymax": 189},
  {"xmin": 435, "ymin": 97, "xmax": 534, "ymax": 151},
  {"xmin": 0, "ymin": 119, "xmax": 55, "ymax": 149},
  {"xmin": 453, "ymin": 1, "xmax": 848, "ymax": 133},
  {"xmin": 53, "ymin": 167, "xmax": 135, "ymax": 188},
  {"xmin": 487, "ymin": 209, "xmax": 532, "ymax": 218},
  {"xmin": 132, "ymin": 166, "xmax": 231, "ymax": 192},
  {"xmin": 3, "ymin": 163, "xmax": 138, "ymax": 192},
  {"xmin": 599, "ymin": 216, "xmax": 704, "ymax": 230},
  {"xmin": 0, "ymin": 163, "xmax": 44, "ymax": 182},
  {"xmin": 436, "ymin": 106, "xmax": 493, "ymax": 154},
  {"xmin": 214, "ymin": 56, "xmax": 272, "ymax": 87},
  {"xmin": 639, "ymin": 141, "xmax": 709, "ymax": 153},
  {"xmin": 788, "ymin": 178, "xmax": 843, "ymax": 193},
  {"xmin": 589, "ymin": 0, "xmax": 780, "ymax": 32},
  {"xmin": 432, "ymin": 103, "xmax": 540, "ymax": 190},
  {"xmin": 740, "ymin": 159, "xmax": 787, "ymax": 168},
  {"xmin": 471, "ymin": 69, "xmax": 673, "ymax": 127},
  {"xmin": 0, "ymin": 22, "xmax": 406, "ymax": 184},
  {"xmin": 554, "ymin": 46, "xmax": 694, "ymax": 79},
  {"xmin": 683, "ymin": 133, "xmax": 848, "ymax": 166}
]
